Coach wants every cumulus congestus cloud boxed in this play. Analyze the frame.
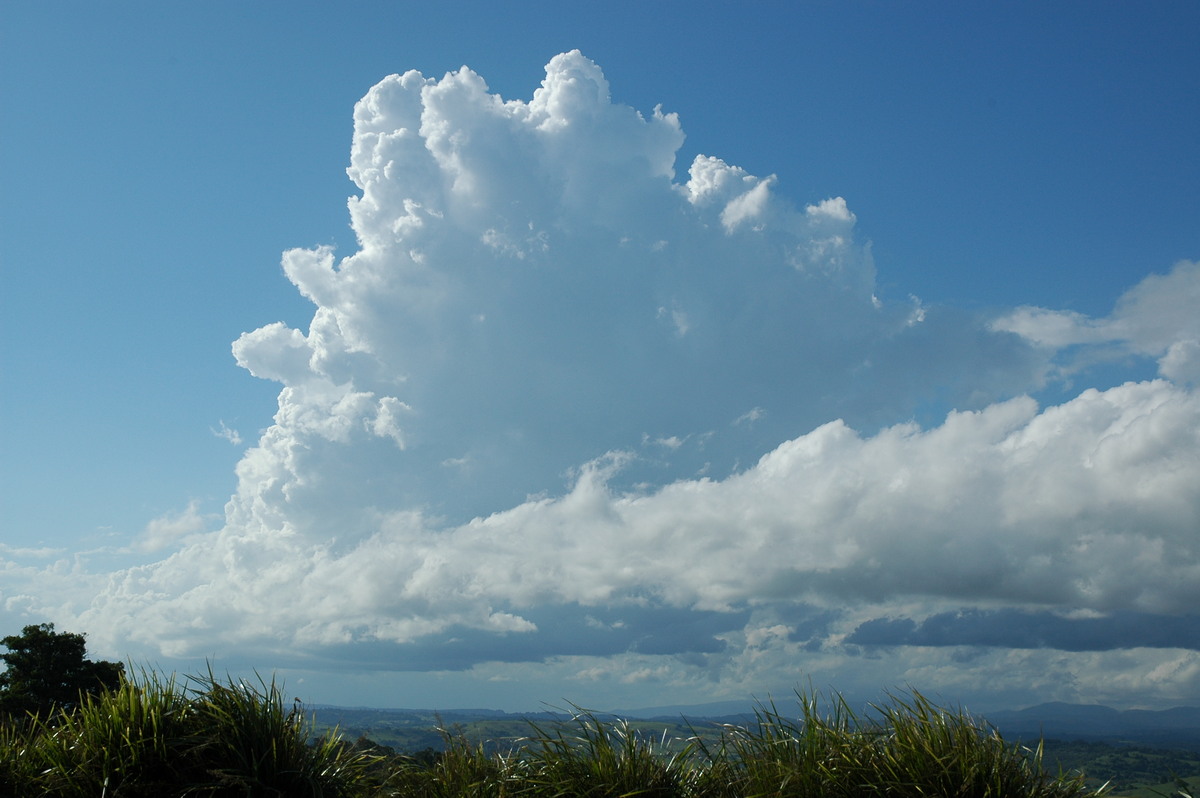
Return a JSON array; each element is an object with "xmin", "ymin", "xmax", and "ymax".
[{"xmin": 68, "ymin": 52, "xmax": 1200, "ymax": 705}]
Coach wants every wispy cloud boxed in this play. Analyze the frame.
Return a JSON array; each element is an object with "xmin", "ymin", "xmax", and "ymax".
[
  {"xmin": 212, "ymin": 420, "xmax": 243, "ymax": 446},
  {"xmin": 993, "ymin": 259, "xmax": 1200, "ymax": 383}
]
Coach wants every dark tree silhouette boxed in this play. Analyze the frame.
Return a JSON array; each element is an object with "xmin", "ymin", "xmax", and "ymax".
[{"xmin": 0, "ymin": 623, "xmax": 124, "ymax": 718}]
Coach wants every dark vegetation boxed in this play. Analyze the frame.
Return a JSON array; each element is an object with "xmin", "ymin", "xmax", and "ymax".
[
  {"xmin": 0, "ymin": 624, "xmax": 123, "ymax": 718},
  {"xmin": 1038, "ymin": 740, "xmax": 1199, "ymax": 797},
  {"xmin": 0, "ymin": 624, "xmax": 1185, "ymax": 796},
  {"xmin": 314, "ymin": 708, "xmax": 1200, "ymax": 797}
]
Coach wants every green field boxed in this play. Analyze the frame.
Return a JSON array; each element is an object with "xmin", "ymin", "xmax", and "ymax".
[{"xmin": 1038, "ymin": 740, "xmax": 1199, "ymax": 797}]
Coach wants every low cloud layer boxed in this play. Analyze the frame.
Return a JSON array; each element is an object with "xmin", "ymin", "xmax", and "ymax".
[
  {"xmin": 10, "ymin": 52, "xmax": 1198, "ymax": 710},
  {"xmin": 849, "ymin": 609, "xmax": 1200, "ymax": 652},
  {"xmin": 74, "ymin": 376, "xmax": 1199, "ymax": 660}
]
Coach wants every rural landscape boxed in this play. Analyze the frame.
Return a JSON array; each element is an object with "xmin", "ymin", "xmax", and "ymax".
[{"xmin": 2, "ymin": 625, "xmax": 1198, "ymax": 796}]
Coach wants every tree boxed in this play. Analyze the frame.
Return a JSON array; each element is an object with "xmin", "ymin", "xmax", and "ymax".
[{"xmin": 0, "ymin": 623, "xmax": 124, "ymax": 718}]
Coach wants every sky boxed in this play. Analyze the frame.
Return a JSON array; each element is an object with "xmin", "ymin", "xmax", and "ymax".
[{"xmin": 1, "ymin": 2, "xmax": 1199, "ymax": 714}]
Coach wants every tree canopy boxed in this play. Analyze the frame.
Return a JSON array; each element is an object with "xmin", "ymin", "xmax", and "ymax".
[{"xmin": 0, "ymin": 623, "xmax": 124, "ymax": 718}]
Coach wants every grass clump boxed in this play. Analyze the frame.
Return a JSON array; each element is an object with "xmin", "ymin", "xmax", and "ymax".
[
  {"xmin": 378, "ymin": 729, "xmax": 521, "ymax": 797},
  {"xmin": 0, "ymin": 667, "xmax": 374, "ymax": 797},
  {"xmin": 27, "ymin": 669, "xmax": 190, "ymax": 796},
  {"xmin": 519, "ymin": 708, "xmax": 702, "ymax": 796},
  {"xmin": 184, "ymin": 667, "xmax": 368, "ymax": 795},
  {"xmin": 701, "ymin": 689, "xmax": 1098, "ymax": 798}
]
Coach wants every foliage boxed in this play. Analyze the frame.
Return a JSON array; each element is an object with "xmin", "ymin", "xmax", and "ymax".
[
  {"xmin": 684, "ymin": 689, "xmax": 1092, "ymax": 798},
  {"xmin": 0, "ymin": 673, "xmax": 1110, "ymax": 797},
  {"xmin": 26, "ymin": 668, "xmax": 191, "ymax": 796},
  {"xmin": 185, "ymin": 665, "xmax": 365, "ymax": 795},
  {"xmin": 0, "ymin": 623, "xmax": 124, "ymax": 719},
  {"xmin": 360, "ymin": 690, "xmax": 1100, "ymax": 797},
  {"xmin": 518, "ymin": 708, "xmax": 703, "ymax": 796},
  {"xmin": 0, "ymin": 667, "xmax": 376, "ymax": 797},
  {"xmin": 1038, "ymin": 739, "xmax": 1200, "ymax": 797}
]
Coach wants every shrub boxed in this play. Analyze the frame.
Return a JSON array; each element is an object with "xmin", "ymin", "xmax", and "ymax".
[
  {"xmin": 700, "ymin": 689, "xmax": 1096, "ymax": 798},
  {"xmin": 519, "ymin": 708, "xmax": 701, "ymax": 797},
  {"xmin": 182, "ymin": 667, "xmax": 367, "ymax": 796},
  {"xmin": 0, "ymin": 667, "xmax": 374, "ymax": 797}
]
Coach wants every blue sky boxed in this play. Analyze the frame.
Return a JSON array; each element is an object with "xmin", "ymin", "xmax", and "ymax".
[{"xmin": 2, "ymin": 2, "xmax": 1199, "ymax": 713}]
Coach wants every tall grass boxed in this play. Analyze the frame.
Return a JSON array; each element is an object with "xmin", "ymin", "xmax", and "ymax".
[
  {"xmin": 0, "ymin": 716, "xmax": 40, "ymax": 795},
  {"xmin": 378, "ymin": 729, "xmax": 520, "ymax": 797},
  {"xmin": 695, "ymin": 692, "xmax": 877, "ymax": 797},
  {"xmin": 0, "ymin": 667, "xmax": 373, "ymax": 797},
  {"xmin": 185, "ymin": 666, "xmax": 369, "ymax": 795},
  {"xmin": 373, "ymin": 709, "xmax": 704, "ymax": 797},
  {"xmin": 365, "ymin": 691, "xmax": 1097, "ymax": 798},
  {"xmin": 29, "ymin": 668, "xmax": 191, "ymax": 796},
  {"xmin": 0, "ymin": 678, "xmax": 1101, "ymax": 797},
  {"xmin": 519, "ymin": 708, "xmax": 703, "ymax": 797},
  {"xmin": 698, "ymin": 689, "xmax": 1097, "ymax": 798}
]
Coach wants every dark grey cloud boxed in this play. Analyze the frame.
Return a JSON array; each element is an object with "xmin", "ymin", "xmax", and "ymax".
[
  {"xmin": 300, "ymin": 603, "xmax": 751, "ymax": 672},
  {"xmin": 847, "ymin": 609, "xmax": 1200, "ymax": 651}
]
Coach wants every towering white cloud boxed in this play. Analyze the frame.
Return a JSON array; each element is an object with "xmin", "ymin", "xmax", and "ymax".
[
  {"xmin": 224, "ymin": 51, "xmax": 1046, "ymax": 531},
  {"xmin": 42, "ymin": 52, "xmax": 1200, "ymax": 709}
]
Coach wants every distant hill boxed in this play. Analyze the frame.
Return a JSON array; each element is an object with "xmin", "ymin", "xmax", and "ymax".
[
  {"xmin": 609, "ymin": 699, "xmax": 756, "ymax": 721},
  {"xmin": 309, "ymin": 699, "xmax": 1200, "ymax": 753},
  {"xmin": 610, "ymin": 699, "xmax": 1200, "ymax": 748},
  {"xmin": 982, "ymin": 702, "xmax": 1200, "ymax": 748}
]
